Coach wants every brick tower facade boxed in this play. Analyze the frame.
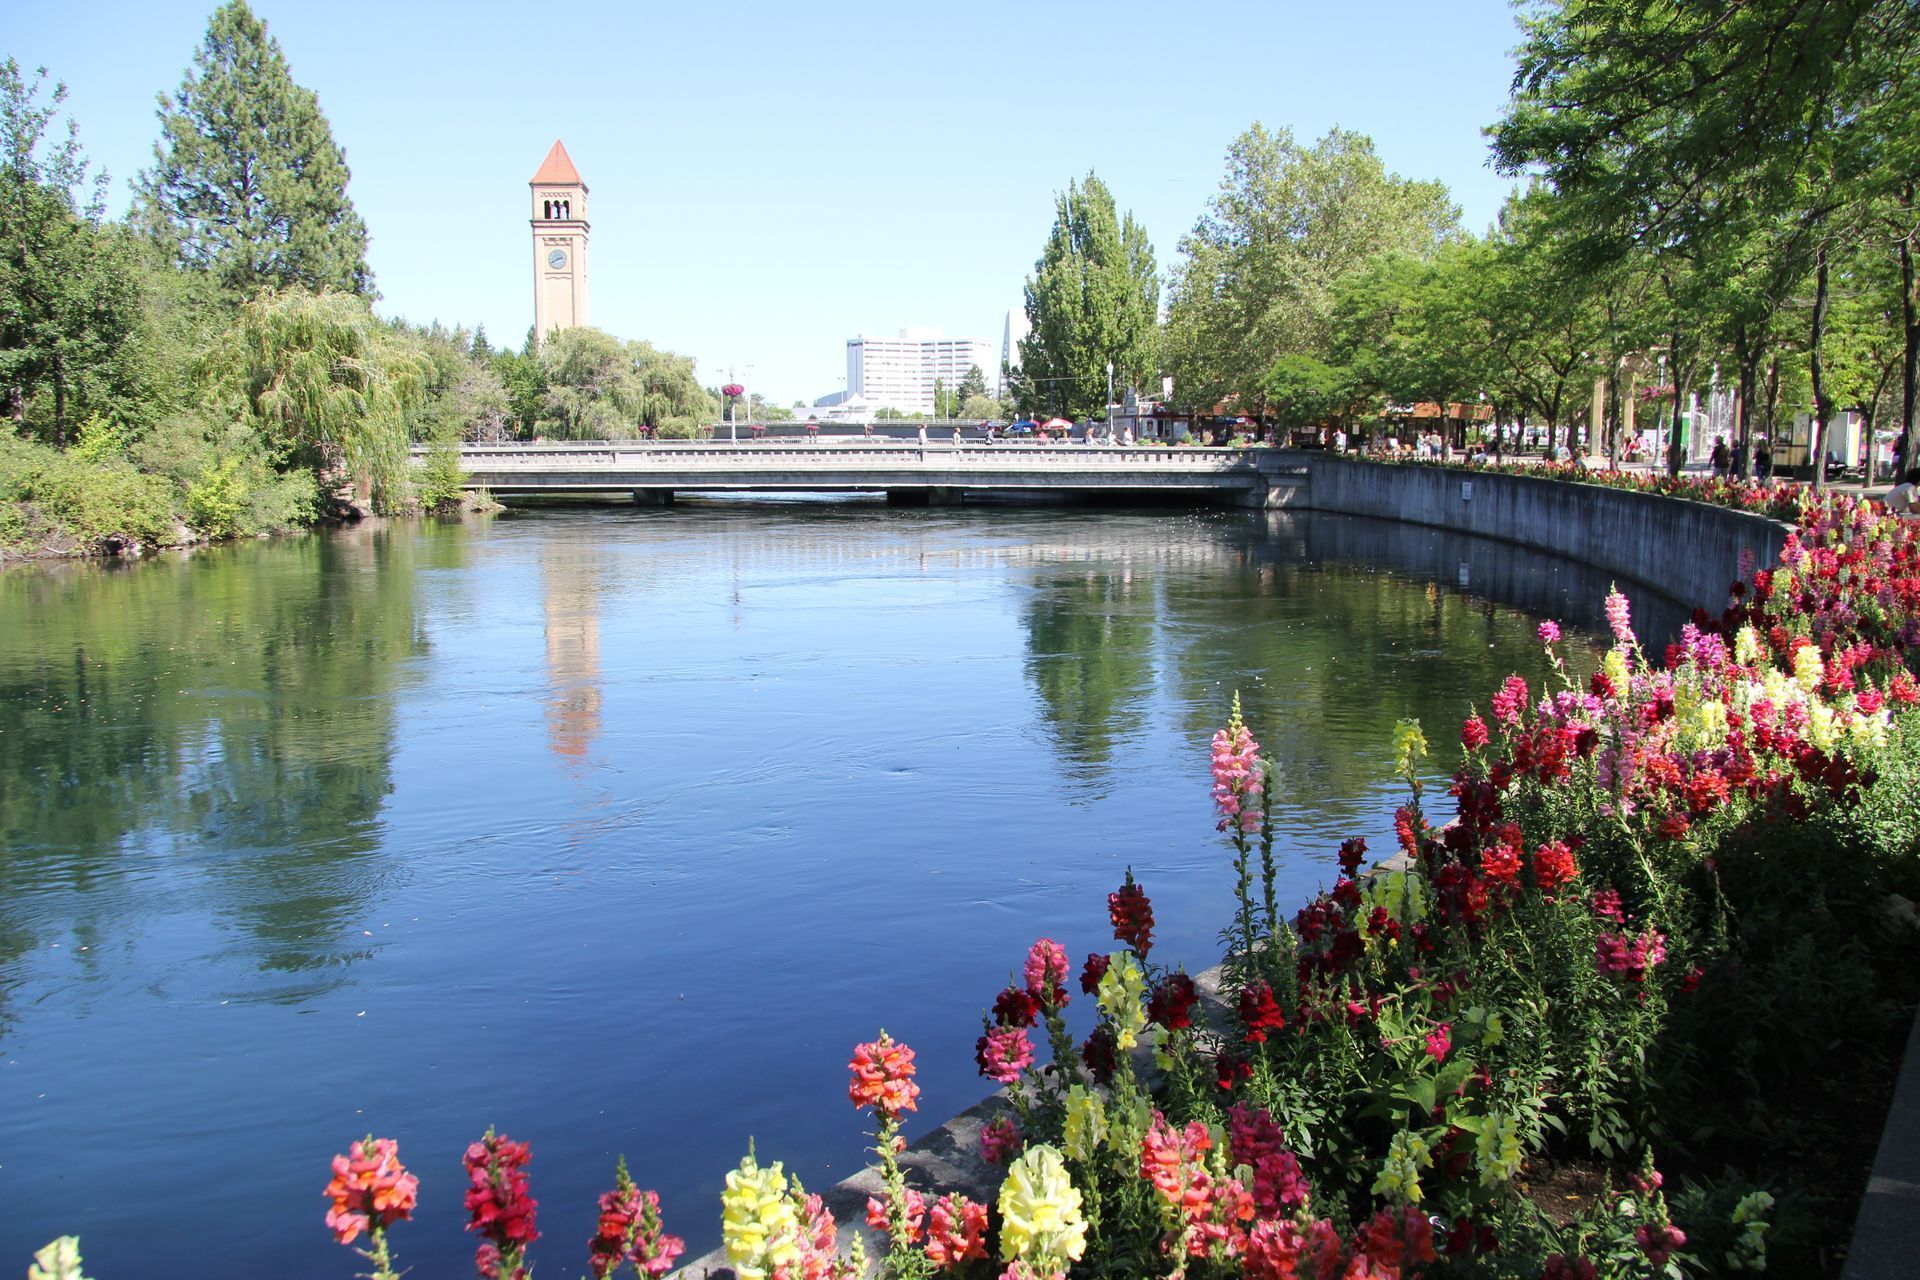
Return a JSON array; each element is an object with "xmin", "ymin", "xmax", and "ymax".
[{"xmin": 530, "ymin": 141, "xmax": 589, "ymax": 342}]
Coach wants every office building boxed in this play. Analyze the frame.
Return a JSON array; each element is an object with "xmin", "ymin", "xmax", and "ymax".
[{"xmin": 847, "ymin": 328, "xmax": 996, "ymax": 414}]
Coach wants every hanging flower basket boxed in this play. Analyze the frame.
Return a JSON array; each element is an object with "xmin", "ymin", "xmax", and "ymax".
[{"xmin": 722, "ymin": 383, "xmax": 745, "ymax": 399}]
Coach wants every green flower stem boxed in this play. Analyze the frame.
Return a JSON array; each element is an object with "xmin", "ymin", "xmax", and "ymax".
[
  {"xmin": 362, "ymin": 1228, "xmax": 398, "ymax": 1280},
  {"xmin": 1258, "ymin": 756, "xmax": 1280, "ymax": 970},
  {"xmin": 875, "ymin": 1110, "xmax": 914, "ymax": 1266},
  {"xmin": 1042, "ymin": 1000, "xmax": 1079, "ymax": 1096},
  {"xmin": 1232, "ymin": 826, "xmax": 1257, "ymax": 979}
]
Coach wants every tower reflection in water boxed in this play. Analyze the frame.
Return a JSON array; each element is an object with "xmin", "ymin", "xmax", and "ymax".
[{"xmin": 541, "ymin": 542, "xmax": 603, "ymax": 762}]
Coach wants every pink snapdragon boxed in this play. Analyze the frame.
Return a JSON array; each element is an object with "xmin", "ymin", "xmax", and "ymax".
[
  {"xmin": 1596, "ymin": 929, "xmax": 1668, "ymax": 984},
  {"xmin": 1023, "ymin": 939, "xmax": 1070, "ymax": 1008},
  {"xmin": 974, "ymin": 1024, "xmax": 1034, "ymax": 1083},
  {"xmin": 1211, "ymin": 702, "xmax": 1266, "ymax": 834},
  {"xmin": 1490, "ymin": 675, "xmax": 1529, "ymax": 728},
  {"xmin": 923, "ymin": 1194, "xmax": 989, "ymax": 1267},
  {"xmin": 979, "ymin": 1117, "xmax": 1023, "ymax": 1164},
  {"xmin": 1605, "ymin": 589, "xmax": 1637, "ymax": 647}
]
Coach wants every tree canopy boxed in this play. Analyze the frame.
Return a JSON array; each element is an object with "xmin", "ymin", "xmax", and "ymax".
[
  {"xmin": 136, "ymin": 0, "xmax": 371, "ymax": 297},
  {"xmin": 1017, "ymin": 173, "xmax": 1159, "ymax": 420},
  {"xmin": 1164, "ymin": 125, "xmax": 1459, "ymax": 415}
]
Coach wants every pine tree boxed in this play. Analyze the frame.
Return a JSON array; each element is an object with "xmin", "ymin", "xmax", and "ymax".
[
  {"xmin": 136, "ymin": 1, "xmax": 371, "ymax": 297},
  {"xmin": 1018, "ymin": 174, "xmax": 1158, "ymax": 420},
  {"xmin": 957, "ymin": 364, "xmax": 988, "ymax": 402}
]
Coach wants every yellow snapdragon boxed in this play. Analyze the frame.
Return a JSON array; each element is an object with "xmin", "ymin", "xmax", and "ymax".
[
  {"xmin": 721, "ymin": 1151, "xmax": 801, "ymax": 1280},
  {"xmin": 1475, "ymin": 1109, "xmax": 1524, "ymax": 1187},
  {"xmin": 1727, "ymin": 1189, "xmax": 1774, "ymax": 1272},
  {"xmin": 1392, "ymin": 718, "xmax": 1428, "ymax": 778},
  {"xmin": 1603, "ymin": 648, "xmax": 1631, "ymax": 698},
  {"xmin": 1793, "ymin": 643, "xmax": 1825, "ymax": 694},
  {"xmin": 1848, "ymin": 709, "xmax": 1891, "ymax": 750},
  {"xmin": 1096, "ymin": 953, "xmax": 1148, "ymax": 1050},
  {"xmin": 1063, "ymin": 1085, "xmax": 1107, "ymax": 1163},
  {"xmin": 1371, "ymin": 1129, "xmax": 1433, "ymax": 1205},
  {"xmin": 1735, "ymin": 624, "xmax": 1763, "ymax": 666},
  {"xmin": 1808, "ymin": 701, "xmax": 1838, "ymax": 751},
  {"xmin": 997, "ymin": 1144, "xmax": 1087, "ymax": 1270}
]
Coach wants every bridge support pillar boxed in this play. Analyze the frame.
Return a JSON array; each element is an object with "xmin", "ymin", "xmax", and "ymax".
[
  {"xmin": 927, "ymin": 486, "xmax": 964, "ymax": 507},
  {"xmin": 1235, "ymin": 480, "xmax": 1299, "ymax": 509},
  {"xmin": 632, "ymin": 489, "xmax": 675, "ymax": 506}
]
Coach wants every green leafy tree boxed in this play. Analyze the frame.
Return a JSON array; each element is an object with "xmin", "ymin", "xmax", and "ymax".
[
  {"xmin": 136, "ymin": 0, "xmax": 371, "ymax": 297},
  {"xmin": 491, "ymin": 335, "xmax": 548, "ymax": 438},
  {"xmin": 747, "ymin": 392, "xmax": 793, "ymax": 422},
  {"xmin": 1165, "ymin": 125, "xmax": 1458, "ymax": 416},
  {"xmin": 1489, "ymin": 0, "xmax": 1915, "ymax": 483},
  {"xmin": 0, "ymin": 60, "xmax": 150, "ymax": 444},
  {"xmin": 1263, "ymin": 353, "xmax": 1357, "ymax": 432},
  {"xmin": 392, "ymin": 320, "xmax": 510, "ymax": 443},
  {"xmin": 1018, "ymin": 172, "xmax": 1158, "ymax": 419}
]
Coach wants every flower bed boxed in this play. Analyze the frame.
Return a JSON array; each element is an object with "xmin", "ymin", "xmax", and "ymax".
[
  {"xmin": 25, "ymin": 494, "xmax": 1920, "ymax": 1280},
  {"xmin": 1374, "ymin": 456, "xmax": 1811, "ymax": 524}
]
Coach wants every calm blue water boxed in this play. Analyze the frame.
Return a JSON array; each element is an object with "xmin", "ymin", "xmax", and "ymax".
[{"xmin": 0, "ymin": 501, "xmax": 1646, "ymax": 1277}]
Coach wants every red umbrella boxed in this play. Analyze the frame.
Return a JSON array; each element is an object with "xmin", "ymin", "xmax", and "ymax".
[{"xmin": 1041, "ymin": 417, "xmax": 1073, "ymax": 431}]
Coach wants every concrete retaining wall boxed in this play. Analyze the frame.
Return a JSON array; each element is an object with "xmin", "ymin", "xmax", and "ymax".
[{"xmin": 1274, "ymin": 454, "xmax": 1792, "ymax": 612}]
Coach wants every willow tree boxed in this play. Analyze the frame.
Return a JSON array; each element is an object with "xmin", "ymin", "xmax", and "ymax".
[{"xmin": 228, "ymin": 288, "xmax": 422, "ymax": 512}]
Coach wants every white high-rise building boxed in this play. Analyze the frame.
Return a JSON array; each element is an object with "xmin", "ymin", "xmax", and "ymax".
[{"xmin": 847, "ymin": 328, "xmax": 996, "ymax": 414}]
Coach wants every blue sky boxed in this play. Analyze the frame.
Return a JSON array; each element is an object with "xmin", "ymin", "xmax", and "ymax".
[{"xmin": 12, "ymin": 1, "xmax": 1530, "ymax": 404}]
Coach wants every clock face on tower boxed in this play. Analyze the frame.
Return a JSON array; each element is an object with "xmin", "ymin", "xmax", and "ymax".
[{"xmin": 547, "ymin": 248, "xmax": 568, "ymax": 270}]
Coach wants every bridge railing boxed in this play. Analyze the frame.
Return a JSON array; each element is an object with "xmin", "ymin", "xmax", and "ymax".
[{"xmin": 424, "ymin": 442, "xmax": 1266, "ymax": 475}]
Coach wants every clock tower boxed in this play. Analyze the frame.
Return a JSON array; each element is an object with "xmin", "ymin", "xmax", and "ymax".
[{"xmin": 530, "ymin": 140, "xmax": 589, "ymax": 342}]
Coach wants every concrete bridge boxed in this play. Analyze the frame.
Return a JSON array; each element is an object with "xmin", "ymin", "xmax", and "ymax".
[{"xmin": 423, "ymin": 440, "xmax": 1305, "ymax": 506}]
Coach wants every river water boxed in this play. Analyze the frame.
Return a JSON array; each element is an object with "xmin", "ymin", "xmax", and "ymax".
[{"xmin": 0, "ymin": 501, "xmax": 1657, "ymax": 1277}]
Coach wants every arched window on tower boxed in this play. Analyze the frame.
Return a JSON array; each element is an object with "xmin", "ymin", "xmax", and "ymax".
[
  {"xmin": 561, "ymin": 199, "xmax": 571, "ymax": 220},
  {"xmin": 542, "ymin": 200, "xmax": 552, "ymax": 219}
]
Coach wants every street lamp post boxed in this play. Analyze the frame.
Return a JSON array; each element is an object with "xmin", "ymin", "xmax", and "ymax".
[{"xmin": 1106, "ymin": 361, "xmax": 1114, "ymax": 444}]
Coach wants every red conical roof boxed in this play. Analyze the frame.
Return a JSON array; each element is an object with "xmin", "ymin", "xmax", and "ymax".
[{"xmin": 530, "ymin": 140, "xmax": 584, "ymax": 187}]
